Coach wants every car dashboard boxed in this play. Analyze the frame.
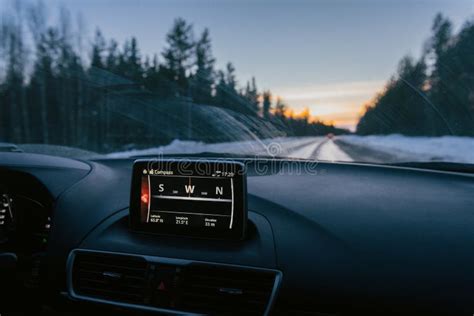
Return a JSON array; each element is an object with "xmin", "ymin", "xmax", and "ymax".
[{"xmin": 0, "ymin": 152, "xmax": 473, "ymax": 315}]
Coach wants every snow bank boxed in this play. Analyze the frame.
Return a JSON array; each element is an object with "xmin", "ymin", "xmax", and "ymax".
[
  {"xmin": 107, "ymin": 135, "xmax": 474, "ymax": 164},
  {"xmin": 106, "ymin": 137, "xmax": 323, "ymax": 159},
  {"xmin": 341, "ymin": 134, "xmax": 474, "ymax": 164}
]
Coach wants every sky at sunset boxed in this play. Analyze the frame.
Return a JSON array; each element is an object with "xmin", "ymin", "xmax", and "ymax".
[{"xmin": 5, "ymin": 0, "xmax": 473, "ymax": 130}]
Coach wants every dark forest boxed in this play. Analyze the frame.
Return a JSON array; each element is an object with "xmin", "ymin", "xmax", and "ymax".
[
  {"xmin": 357, "ymin": 13, "xmax": 474, "ymax": 136},
  {"xmin": 0, "ymin": 2, "xmax": 346, "ymax": 153}
]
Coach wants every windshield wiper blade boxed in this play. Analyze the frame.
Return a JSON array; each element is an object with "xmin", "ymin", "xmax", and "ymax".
[
  {"xmin": 389, "ymin": 162, "xmax": 474, "ymax": 174},
  {"xmin": 0, "ymin": 142, "xmax": 22, "ymax": 153}
]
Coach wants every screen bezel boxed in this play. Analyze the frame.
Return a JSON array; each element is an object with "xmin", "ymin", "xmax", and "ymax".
[{"xmin": 129, "ymin": 159, "xmax": 247, "ymax": 240}]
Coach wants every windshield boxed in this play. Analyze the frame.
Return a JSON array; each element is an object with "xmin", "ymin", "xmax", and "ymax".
[{"xmin": 1, "ymin": 0, "xmax": 473, "ymax": 164}]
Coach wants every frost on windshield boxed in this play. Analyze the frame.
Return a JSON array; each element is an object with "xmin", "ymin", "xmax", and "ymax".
[
  {"xmin": 0, "ymin": 3, "xmax": 344, "ymax": 159},
  {"xmin": 0, "ymin": 2, "xmax": 473, "ymax": 163}
]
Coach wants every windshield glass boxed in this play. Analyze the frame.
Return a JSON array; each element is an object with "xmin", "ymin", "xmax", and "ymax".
[{"xmin": 1, "ymin": 0, "xmax": 473, "ymax": 164}]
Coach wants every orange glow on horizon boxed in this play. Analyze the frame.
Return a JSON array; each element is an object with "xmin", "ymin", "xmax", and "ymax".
[
  {"xmin": 275, "ymin": 103, "xmax": 370, "ymax": 131},
  {"xmin": 274, "ymin": 103, "xmax": 372, "ymax": 131},
  {"xmin": 281, "ymin": 106, "xmax": 358, "ymax": 128},
  {"xmin": 283, "ymin": 107, "xmax": 311, "ymax": 119},
  {"xmin": 272, "ymin": 79, "xmax": 387, "ymax": 131}
]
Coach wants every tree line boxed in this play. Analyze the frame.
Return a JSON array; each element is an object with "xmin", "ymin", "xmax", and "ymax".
[
  {"xmin": 0, "ymin": 2, "xmax": 346, "ymax": 153},
  {"xmin": 357, "ymin": 13, "xmax": 474, "ymax": 136}
]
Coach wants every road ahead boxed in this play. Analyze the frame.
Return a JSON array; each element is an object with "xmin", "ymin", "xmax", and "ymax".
[
  {"xmin": 107, "ymin": 136, "xmax": 396, "ymax": 163},
  {"xmin": 286, "ymin": 137, "xmax": 352, "ymax": 161},
  {"xmin": 278, "ymin": 136, "xmax": 397, "ymax": 163},
  {"xmin": 107, "ymin": 135, "xmax": 473, "ymax": 164}
]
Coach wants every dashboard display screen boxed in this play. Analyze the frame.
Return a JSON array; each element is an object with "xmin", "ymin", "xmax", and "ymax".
[{"xmin": 130, "ymin": 159, "xmax": 247, "ymax": 240}]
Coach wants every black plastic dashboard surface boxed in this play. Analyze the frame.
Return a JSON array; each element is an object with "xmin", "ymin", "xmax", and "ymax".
[{"xmin": 0, "ymin": 153, "xmax": 473, "ymax": 315}]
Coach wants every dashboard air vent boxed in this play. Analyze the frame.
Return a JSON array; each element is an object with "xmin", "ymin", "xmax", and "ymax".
[
  {"xmin": 180, "ymin": 264, "xmax": 277, "ymax": 315},
  {"xmin": 69, "ymin": 250, "xmax": 280, "ymax": 315},
  {"xmin": 71, "ymin": 251, "xmax": 148, "ymax": 304}
]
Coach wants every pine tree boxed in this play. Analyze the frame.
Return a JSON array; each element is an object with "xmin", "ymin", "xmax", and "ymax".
[
  {"xmin": 214, "ymin": 70, "xmax": 227, "ymax": 106},
  {"xmin": 116, "ymin": 37, "xmax": 143, "ymax": 82},
  {"xmin": 274, "ymin": 97, "xmax": 287, "ymax": 118},
  {"xmin": 28, "ymin": 27, "xmax": 63, "ymax": 144},
  {"xmin": 214, "ymin": 62, "xmax": 251, "ymax": 113},
  {"xmin": 162, "ymin": 18, "xmax": 195, "ymax": 97},
  {"xmin": 429, "ymin": 16, "xmax": 474, "ymax": 135},
  {"xmin": 225, "ymin": 62, "xmax": 237, "ymax": 91},
  {"xmin": 243, "ymin": 77, "xmax": 259, "ymax": 114},
  {"xmin": 192, "ymin": 28, "xmax": 215, "ymax": 104},
  {"xmin": 356, "ymin": 56, "xmax": 428, "ymax": 135},
  {"xmin": 105, "ymin": 39, "xmax": 119, "ymax": 71},
  {"xmin": 91, "ymin": 29, "xmax": 106, "ymax": 69},
  {"xmin": 56, "ymin": 7, "xmax": 86, "ymax": 145},
  {"xmin": 262, "ymin": 90, "xmax": 272, "ymax": 119},
  {"xmin": 1, "ymin": 16, "xmax": 28, "ymax": 142},
  {"xmin": 128, "ymin": 37, "xmax": 143, "ymax": 81},
  {"xmin": 430, "ymin": 14, "xmax": 452, "ymax": 60}
]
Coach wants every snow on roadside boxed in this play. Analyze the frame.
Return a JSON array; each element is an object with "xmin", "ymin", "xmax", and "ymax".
[
  {"xmin": 107, "ymin": 135, "xmax": 474, "ymax": 164},
  {"xmin": 340, "ymin": 134, "xmax": 474, "ymax": 164},
  {"xmin": 106, "ymin": 137, "xmax": 321, "ymax": 159}
]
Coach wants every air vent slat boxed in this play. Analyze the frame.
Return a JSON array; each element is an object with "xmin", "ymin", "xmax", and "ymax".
[
  {"xmin": 78, "ymin": 285, "xmax": 144, "ymax": 298},
  {"xmin": 186, "ymin": 274, "xmax": 274, "ymax": 284},
  {"xmin": 72, "ymin": 252, "xmax": 148, "ymax": 305},
  {"xmin": 183, "ymin": 284, "xmax": 271, "ymax": 297},
  {"xmin": 78, "ymin": 262, "xmax": 147, "ymax": 274},
  {"xmin": 77, "ymin": 269, "xmax": 146, "ymax": 283},
  {"xmin": 77, "ymin": 279, "xmax": 146, "ymax": 291},
  {"xmin": 70, "ymin": 251, "xmax": 279, "ymax": 316},
  {"xmin": 182, "ymin": 293, "xmax": 267, "ymax": 307},
  {"xmin": 180, "ymin": 264, "xmax": 276, "ymax": 315},
  {"xmin": 183, "ymin": 302, "xmax": 262, "ymax": 315}
]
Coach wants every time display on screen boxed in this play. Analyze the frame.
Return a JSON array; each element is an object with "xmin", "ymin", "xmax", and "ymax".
[{"xmin": 130, "ymin": 160, "xmax": 246, "ymax": 240}]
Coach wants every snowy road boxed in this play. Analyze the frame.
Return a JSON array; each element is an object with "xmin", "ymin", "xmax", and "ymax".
[
  {"xmin": 107, "ymin": 135, "xmax": 474, "ymax": 164},
  {"xmin": 107, "ymin": 136, "xmax": 355, "ymax": 161},
  {"xmin": 312, "ymin": 139, "xmax": 352, "ymax": 161},
  {"xmin": 286, "ymin": 138, "xmax": 352, "ymax": 161}
]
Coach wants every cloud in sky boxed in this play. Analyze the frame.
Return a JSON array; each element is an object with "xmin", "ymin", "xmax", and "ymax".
[{"xmin": 274, "ymin": 80, "xmax": 386, "ymax": 131}]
